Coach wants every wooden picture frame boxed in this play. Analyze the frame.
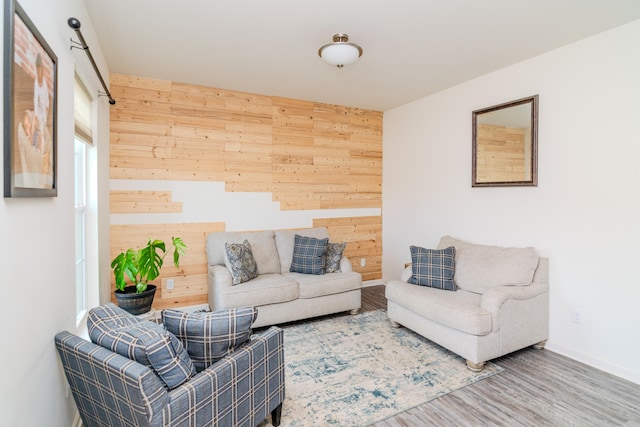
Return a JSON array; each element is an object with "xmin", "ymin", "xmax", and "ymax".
[
  {"xmin": 3, "ymin": 0, "xmax": 57, "ymax": 197},
  {"xmin": 472, "ymin": 95, "xmax": 538, "ymax": 187}
]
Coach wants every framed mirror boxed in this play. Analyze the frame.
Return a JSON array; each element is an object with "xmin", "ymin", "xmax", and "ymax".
[{"xmin": 472, "ymin": 95, "xmax": 538, "ymax": 187}]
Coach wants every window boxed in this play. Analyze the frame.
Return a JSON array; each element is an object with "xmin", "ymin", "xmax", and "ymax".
[
  {"xmin": 74, "ymin": 76, "xmax": 96, "ymax": 324},
  {"xmin": 74, "ymin": 139, "xmax": 87, "ymax": 317}
]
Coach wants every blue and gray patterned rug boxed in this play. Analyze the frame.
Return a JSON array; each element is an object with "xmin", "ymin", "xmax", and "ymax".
[{"xmin": 276, "ymin": 310, "xmax": 502, "ymax": 426}]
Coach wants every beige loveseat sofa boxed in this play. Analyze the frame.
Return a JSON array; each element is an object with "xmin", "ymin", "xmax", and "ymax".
[
  {"xmin": 386, "ymin": 235, "xmax": 548, "ymax": 371},
  {"xmin": 207, "ymin": 227, "xmax": 362, "ymax": 328}
]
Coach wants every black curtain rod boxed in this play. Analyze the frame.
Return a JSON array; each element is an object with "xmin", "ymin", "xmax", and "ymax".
[{"xmin": 67, "ymin": 17, "xmax": 116, "ymax": 105}]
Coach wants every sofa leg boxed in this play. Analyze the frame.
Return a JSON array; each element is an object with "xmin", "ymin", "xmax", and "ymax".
[
  {"xmin": 349, "ymin": 308, "xmax": 360, "ymax": 315},
  {"xmin": 271, "ymin": 403, "xmax": 283, "ymax": 426},
  {"xmin": 533, "ymin": 340, "xmax": 547, "ymax": 350},
  {"xmin": 389, "ymin": 319, "xmax": 400, "ymax": 328},
  {"xmin": 466, "ymin": 360, "xmax": 485, "ymax": 372}
]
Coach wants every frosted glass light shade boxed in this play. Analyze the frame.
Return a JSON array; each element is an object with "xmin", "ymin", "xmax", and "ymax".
[{"xmin": 318, "ymin": 34, "xmax": 363, "ymax": 68}]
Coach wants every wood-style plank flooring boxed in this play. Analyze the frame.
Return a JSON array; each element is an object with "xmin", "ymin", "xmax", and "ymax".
[{"xmin": 360, "ymin": 285, "xmax": 640, "ymax": 427}]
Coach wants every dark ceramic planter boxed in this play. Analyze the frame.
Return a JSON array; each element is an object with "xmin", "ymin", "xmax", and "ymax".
[{"xmin": 114, "ymin": 285, "xmax": 156, "ymax": 315}]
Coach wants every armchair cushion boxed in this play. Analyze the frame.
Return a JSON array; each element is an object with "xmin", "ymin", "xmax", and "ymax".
[
  {"xmin": 87, "ymin": 303, "xmax": 195, "ymax": 389},
  {"xmin": 408, "ymin": 245, "xmax": 457, "ymax": 291},
  {"xmin": 438, "ymin": 236, "xmax": 539, "ymax": 293},
  {"xmin": 162, "ymin": 306, "xmax": 258, "ymax": 372},
  {"xmin": 224, "ymin": 239, "xmax": 259, "ymax": 285},
  {"xmin": 290, "ymin": 234, "xmax": 329, "ymax": 275},
  {"xmin": 386, "ymin": 280, "xmax": 490, "ymax": 335}
]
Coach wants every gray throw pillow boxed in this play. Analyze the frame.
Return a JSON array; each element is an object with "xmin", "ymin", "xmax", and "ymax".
[
  {"xmin": 408, "ymin": 245, "xmax": 456, "ymax": 291},
  {"xmin": 162, "ymin": 306, "xmax": 258, "ymax": 372},
  {"xmin": 224, "ymin": 239, "xmax": 258, "ymax": 285},
  {"xmin": 325, "ymin": 242, "xmax": 347, "ymax": 273},
  {"xmin": 290, "ymin": 234, "xmax": 329, "ymax": 275}
]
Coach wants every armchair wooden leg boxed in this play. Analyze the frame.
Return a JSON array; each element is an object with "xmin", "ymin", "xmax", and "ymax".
[
  {"xmin": 349, "ymin": 308, "xmax": 360, "ymax": 315},
  {"xmin": 271, "ymin": 403, "xmax": 283, "ymax": 427},
  {"xmin": 466, "ymin": 360, "xmax": 485, "ymax": 372},
  {"xmin": 533, "ymin": 340, "xmax": 547, "ymax": 350}
]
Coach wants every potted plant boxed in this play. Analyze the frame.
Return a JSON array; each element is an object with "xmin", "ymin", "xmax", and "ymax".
[{"xmin": 111, "ymin": 237, "xmax": 187, "ymax": 315}]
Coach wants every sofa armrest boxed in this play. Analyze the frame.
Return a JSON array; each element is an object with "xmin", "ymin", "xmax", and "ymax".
[
  {"xmin": 340, "ymin": 256, "xmax": 353, "ymax": 273},
  {"xmin": 400, "ymin": 266, "xmax": 412, "ymax": 282},
  {"xmin": 481, "ymin": 281, "xmax": 549, "ymax": 312},
  {"xmin": 164, "ymin": 326, "xmax": 285, "ymax": 426},
  {"xmin": 209, "ymin": 264, "xmax": 233, "ymax": 287},
  {"xmin": 208, "ymin": 265, "xmax": 233, "ymax": 311}
]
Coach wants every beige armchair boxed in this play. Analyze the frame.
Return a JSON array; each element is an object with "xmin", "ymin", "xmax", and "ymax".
[{"xmin": 385, "ymin": 236, "xmax": 549, "ymax": 371}]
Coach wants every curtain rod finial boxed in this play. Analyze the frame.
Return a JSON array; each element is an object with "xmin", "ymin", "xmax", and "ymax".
[{"xmin": 67, "ymin": 17, "xmax": 81, "ymax": 30}]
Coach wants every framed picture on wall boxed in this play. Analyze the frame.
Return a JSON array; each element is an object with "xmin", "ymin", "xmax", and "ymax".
[{"xmin": 3, "ymin": 0, "xmax": 57, "ymax": 197}]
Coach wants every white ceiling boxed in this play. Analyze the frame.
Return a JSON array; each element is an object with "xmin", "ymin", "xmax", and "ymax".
[{"xmin": 84, "ymin": 0, "xmax": 640, "ymax": 111}]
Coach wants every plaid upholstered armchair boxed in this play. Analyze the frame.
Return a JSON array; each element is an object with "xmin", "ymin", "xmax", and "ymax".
[{"xmin": 55, "ymin": 304, "xmax": 285, "ymax": 427}]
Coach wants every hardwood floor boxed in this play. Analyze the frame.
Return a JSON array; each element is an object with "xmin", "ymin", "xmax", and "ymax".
[{"xmin": 360, "ymin": 285, "xmax": 640, "ymax": 426}]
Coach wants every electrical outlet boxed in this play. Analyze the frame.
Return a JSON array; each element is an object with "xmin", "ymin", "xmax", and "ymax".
[
  {"xmin": 571, "ymin": 310, "xmax": 582, "ymax": 324},
  {"xmin": 167, "ymin": 279, "xmax": 175, "ymax": 290},
  {"xmin": 360, "ymin": 258, "xmax": 366, "ymax": 267}
]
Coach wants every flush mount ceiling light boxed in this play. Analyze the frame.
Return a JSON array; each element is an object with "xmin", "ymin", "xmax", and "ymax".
[{"xmin": 318, "ymin": 33, "xmax": 363, "ymax": 68}]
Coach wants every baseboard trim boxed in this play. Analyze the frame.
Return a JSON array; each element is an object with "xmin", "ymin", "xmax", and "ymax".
[
  {"xmin": 363, "ymin": 279, "xmax": 385, "ymax": 287},
  {"xmin": 546, "ymin": 342, "xmax": 640, "ymax": 385}
]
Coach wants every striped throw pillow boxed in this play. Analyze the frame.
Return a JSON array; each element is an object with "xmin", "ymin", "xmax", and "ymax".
[
  {"xmin": 408, "ymin": 245, "xmax": 457, "ymax": 291},
  {"xmin": 290, "ymin": 234, "xmax": 329, "ymax": 275}
]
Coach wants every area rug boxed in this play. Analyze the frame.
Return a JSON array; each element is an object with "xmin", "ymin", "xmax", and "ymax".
[{"xmin": 274, "ymin": 310, "xmax": 502, "ymax": 426}]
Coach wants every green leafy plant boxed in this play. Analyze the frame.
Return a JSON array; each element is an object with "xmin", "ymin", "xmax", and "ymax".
[{"xmin": 111, "ymin": 237, "xmax": 187, "ymax": 293}]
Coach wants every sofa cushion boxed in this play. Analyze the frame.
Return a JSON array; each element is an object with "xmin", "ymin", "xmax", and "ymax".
[
  {"xmin": 274, "ymin": 227, "xmax": 330, "ymax": 273},
  {"xmin": 285, "ymin": 271, "xmax": 362, "ymax": 299},
  {"xmin": 325, "ymin": 242, "xmax": 347, "ymax": 273},
  {"xmin": 206, "ymin": 230, "xmax": 280, "ymax": 274},
  {"xmin": 87, "ymin": 303, "xmax": 195, "ymax": 389},
  {"xmin": 217, "ymin": 273, "xmax": 299, "ymax": 308},
  {"xmin": 408, "ymin": 245, "xmax": 456, "ymax": 291},
  {"xmin": 162, "ymin": 306, "xmax": 257, "ymax": 372},
  {"xmin": 386, "ymin": 280, "xmax": 492, "ymax": 336},
  {"xmin": 437, "ymin": 236, "xmax": 539, "ymax": 294},
  {"xmin": 290, "ymin": 235, "xmax": 329, "ymax": 275},
  {"xmin": 224, "ymin": 240, "xmax": 258, "ymax": 285}
]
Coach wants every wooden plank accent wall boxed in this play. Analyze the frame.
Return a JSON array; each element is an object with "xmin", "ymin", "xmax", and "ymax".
[
  {"xmin": 110, "ymin": 190, "xmax": 182, "ymax": 214},
  {"xmin": 109, "ymin": 222, "xmax": 225, "ymax": 310},
  {"xmin": 109, "ymin": 73, "xmax": 383, "ymax": 308},
  {"xmin": 272, "ymin": 97, "xmax": 382, "ymax": 210},
  {"xmin": 313, "ymin": 216, "xmax": 382, "ymax": 282},
  {"xmin": 109, "ymin": 74, "xmax": 382, "ymax": 210}
]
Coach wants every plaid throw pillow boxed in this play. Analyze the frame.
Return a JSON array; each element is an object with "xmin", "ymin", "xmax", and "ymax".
[
  {"xmin": 408, "ymin": 245, "xmax": 456, "ymax": 291},
  {"xmin": 162, "ymin": 306, "xmax": 258, "ymax": 372},
  {"xmin": 87, "ymin": 303, "xmax": 196, "ymax": 389},
  {"xmin": 224, "ymin": 240, "xmax": 258, "ymax": 285},
  {"xmin": 325, "ymin": 241, "xmax": 347, "ymax": 273},
  {"xmin": 290, "ymin": 234, "xmax": 329, "ymax": 275}
]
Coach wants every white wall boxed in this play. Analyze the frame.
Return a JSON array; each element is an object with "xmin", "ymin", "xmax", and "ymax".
[
  {"xmin": 110, "ymin": 179, "xmax": 381, "ymax": 231},
  {"xmin": 0, "ymin": 0, "xmax": 111, "ymax": 425},
  {"xmin": 383, "ymin": 20, "xmax": 640, "ymax": 384}
]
